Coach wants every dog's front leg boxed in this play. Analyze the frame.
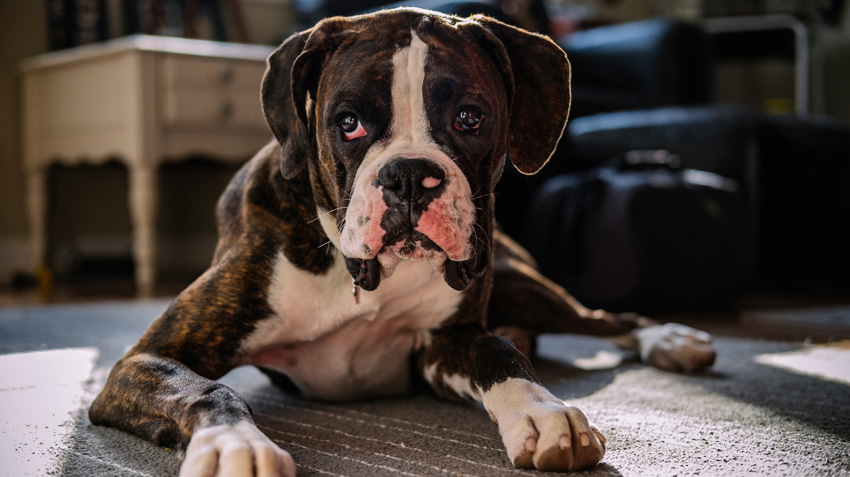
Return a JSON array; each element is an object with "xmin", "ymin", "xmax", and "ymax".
[
  {"xmin": 420, "ymin": 324, "xmax": 606, "ymax": 472},
  {"xmin": 90, "ymin": 351, "xmax": 295, "ymax": 477}
]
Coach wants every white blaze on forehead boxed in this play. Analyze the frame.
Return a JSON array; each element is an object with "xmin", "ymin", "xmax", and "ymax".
[{"xmin": 390, "ymin": 31, "xmax": 432, "ymax": 146}]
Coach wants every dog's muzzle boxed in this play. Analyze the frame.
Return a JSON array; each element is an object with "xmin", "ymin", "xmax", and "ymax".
[{"xmin": 341, "ymin": 157, "xmax": 478, "ymax": 291}]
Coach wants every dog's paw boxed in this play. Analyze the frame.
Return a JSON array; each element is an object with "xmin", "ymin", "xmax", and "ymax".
[
  {"xmin": 483, "ymin": 378, "xmax": 605, "ymax": 472},
  {"xmin": 637, "ymin": 323, "xmax": 716, "ymax": 373},
  {"xmin": 180, "ymin": 421, "xmax": 295, "ymax": 477}
]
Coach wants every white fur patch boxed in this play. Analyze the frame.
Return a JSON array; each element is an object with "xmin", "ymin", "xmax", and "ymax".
[
  {"xmin": 481, "ymin": 378, "xmax": 606, "ymax": 471},
  {"xmin": 182, "ymin": 421, "xmax": 294, "ymax": 477},
  {"xmin": 481, "ymin": 378, "xmax": 554, "ymax": 421},
  {"xmin": 391, "ymin": 32, "xmax": 431, "ymax": 144},
  {"xmin": 635, "ymin": 323, "xmax": 716, "ymax": 373},
  {"xmin": 423, "ymin": 362, "xmax": 481, "ymax": 401}
]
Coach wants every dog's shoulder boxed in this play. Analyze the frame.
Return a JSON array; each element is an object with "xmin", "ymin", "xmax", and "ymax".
[{"xmin": 212, "ymin": 140, "xmax": 333, "ymax": 275}]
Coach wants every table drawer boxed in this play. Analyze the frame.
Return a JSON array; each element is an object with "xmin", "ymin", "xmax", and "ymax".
[
  {"xmin": 161, "ymin": 55, "xmax": 267, "ymax": 129},
  {"xmin": 163, "ymin": 90, "xmax": 267, "ymax": 128},
  {"xmin": 162, "ymin": 54, "xmax": 267, "ymax": 90}
]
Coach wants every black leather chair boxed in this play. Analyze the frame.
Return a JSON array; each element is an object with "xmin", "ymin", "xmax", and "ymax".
[
  {"xmin": 562, "ymin": 18, "xmax": 713, "ymax": 119},
  {"xmin": 530, "ymin": 106, "xmax": 850, "ymax": 294}
]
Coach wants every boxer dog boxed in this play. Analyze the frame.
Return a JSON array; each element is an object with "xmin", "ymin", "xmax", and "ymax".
[{"xmin": 90, "ymin": 8, "xmax": 716, "ymax": 476}]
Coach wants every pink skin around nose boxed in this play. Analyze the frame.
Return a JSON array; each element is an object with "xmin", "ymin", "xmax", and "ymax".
[
  {"xmin": 340, "ymin": 161, "xmax": 473, "ymax": 266},
  {"xmin": 414, "ymin": 194, "xmax": 474, "ymax": 260},
  {"xmin": 422, "ymin": 177, "xmax": 441, "ymax": 189}
]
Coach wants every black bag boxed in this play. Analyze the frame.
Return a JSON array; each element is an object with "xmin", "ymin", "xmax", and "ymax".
[{"xmin": 524, "ymin": 151, "xmax": 756, "ymax": 312}]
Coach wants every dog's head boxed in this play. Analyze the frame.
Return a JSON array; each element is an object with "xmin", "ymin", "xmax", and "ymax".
[{"xmin": 262, "ymin": 8, "xmax": 570, "ymax": 292}]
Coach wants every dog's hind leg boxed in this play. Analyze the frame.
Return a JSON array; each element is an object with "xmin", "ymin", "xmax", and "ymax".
[
  {"xmin": 488, "ymin": 229, "xmax": 653, "ymax": 338},
  {"xmin": 489, "ymin": 230, "xmax": 716, "ymax": 372}
]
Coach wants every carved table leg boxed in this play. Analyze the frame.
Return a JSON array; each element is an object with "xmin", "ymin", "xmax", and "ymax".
[
  {"xmin": 128, "ymin": 165, "xmax": 159, "ymax": 297},
  {"xmin": 27, "ymin": 167, "xmax": 52, "ymax": 297}
]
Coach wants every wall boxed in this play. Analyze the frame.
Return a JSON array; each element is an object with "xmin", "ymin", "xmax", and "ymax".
[
  {"xmin": 820, "ymin": 7, "xmax": 850, "ymax": 123},
  {"xmin": 706, "ymin": 3, "xmax": 850, "ymax": 122},
  {"xmin": 0, "ymin": 2, "xmax": 47, "ymax": 284}
]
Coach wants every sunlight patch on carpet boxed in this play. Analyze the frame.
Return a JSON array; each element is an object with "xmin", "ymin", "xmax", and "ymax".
[
  {"xmin": 754, "ymin": 344, "xmax": 850, "ymax": 385},
  {"xmin": 572, "ymin": 350, "xmax": 624, "ymax": 370},
  {"xmin": 0, "ymin": 347, "xmax": 99, "ymax": 475}
]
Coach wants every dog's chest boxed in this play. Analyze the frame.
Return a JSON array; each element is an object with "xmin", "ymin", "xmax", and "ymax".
[{"xmin": 241, "ymin": 250, "xmax": 463, "ymax": 400}]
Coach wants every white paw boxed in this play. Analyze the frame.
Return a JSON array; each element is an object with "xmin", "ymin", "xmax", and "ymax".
[
  {"xmin": 180, "ymin": 421, "xmax": 295, "ymax": 477},
  {"xmin": 483, "ymin": 378, "xmax": 606, "ymax": 472},
  {"xmin": 636, "ymin": 323, "xmax": 716, "ymax": 373}
]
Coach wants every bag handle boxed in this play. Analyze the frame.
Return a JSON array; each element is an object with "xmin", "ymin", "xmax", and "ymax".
[{"xmin": 621, "ymin": 150, "xmax": 681, "ymax": 170}]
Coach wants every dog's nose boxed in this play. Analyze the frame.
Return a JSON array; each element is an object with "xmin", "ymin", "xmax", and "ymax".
[{"xmin": 378, "ymin": 158, "xmax": 446, "ymax": 201}]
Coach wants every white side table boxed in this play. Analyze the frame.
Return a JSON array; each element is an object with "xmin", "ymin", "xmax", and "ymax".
[{"xmin": 21, "ymin": 35, "xmax": 275, "ymax": 296}]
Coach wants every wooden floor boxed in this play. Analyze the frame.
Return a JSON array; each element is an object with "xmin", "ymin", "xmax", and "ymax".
[{"xmin": 0, "ymin": 274, "xmax": 190, "ymax": 308}]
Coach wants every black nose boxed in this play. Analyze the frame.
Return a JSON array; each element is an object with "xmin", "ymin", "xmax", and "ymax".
[{"xmin": 378, "ymin": 158, "xmax": 446, "ymax": 201}]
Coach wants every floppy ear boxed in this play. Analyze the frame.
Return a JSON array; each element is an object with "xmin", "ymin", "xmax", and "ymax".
[
  {"xmin": 262, "ymin": 29, "xmax": 314, "ymax": 179},
  {"xmin": 468, "ymin": 16, "xmax": 571, "ymax": 175},
  {"xmin": 261, "ymin": 19, "xmax": 354, "ymax": 179}
]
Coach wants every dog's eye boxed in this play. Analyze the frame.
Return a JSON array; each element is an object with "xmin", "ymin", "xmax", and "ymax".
[
  {"xmin": 454, "ymin": 108, "xmax": 484, "ymax": 135},
  {"xmin": 338, "ymin": 114, "xmax": 367, "ymax": 141}
]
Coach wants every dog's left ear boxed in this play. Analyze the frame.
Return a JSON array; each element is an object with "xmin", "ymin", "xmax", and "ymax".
[
  {"xmin": 466, "ymin": 16, "xmax": 571, "ymax": 175},
  {"xmin": 262, "ymin": 19, "xmax": 352, "ymax": 179}
]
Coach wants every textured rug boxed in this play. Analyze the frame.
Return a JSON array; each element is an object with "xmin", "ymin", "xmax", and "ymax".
[{"xmin": 1, "ymin": 300, "xmax": 849, "ymax": 476}]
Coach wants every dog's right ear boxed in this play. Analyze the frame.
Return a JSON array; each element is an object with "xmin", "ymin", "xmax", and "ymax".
[{"xmin": 262, "ymin": 29, "xmax": 313, "ymax": 179}]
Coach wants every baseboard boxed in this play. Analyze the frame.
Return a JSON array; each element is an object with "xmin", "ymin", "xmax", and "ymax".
[{"xmin": 72, "ymin": 234, "xmax": 216, "ymax": 274}]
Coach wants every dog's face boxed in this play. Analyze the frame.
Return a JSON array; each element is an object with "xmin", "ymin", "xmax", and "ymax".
[{"xmin": 262, "ymin": 8, "xmax": 570, "ymax": 291}]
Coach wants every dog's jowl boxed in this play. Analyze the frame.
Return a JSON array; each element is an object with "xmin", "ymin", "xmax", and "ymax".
[{"xmin": 89, "ymin": 8, "xmax": 717, "ymax": 476}]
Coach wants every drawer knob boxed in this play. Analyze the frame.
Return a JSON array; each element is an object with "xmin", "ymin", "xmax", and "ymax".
[
  {"xmin": 218, "ymin": 101, "xmax": 234, "ymax": 121},
  {"xmin": 217, "ymin": 65, "xmax": 235, "ymax": 85}
]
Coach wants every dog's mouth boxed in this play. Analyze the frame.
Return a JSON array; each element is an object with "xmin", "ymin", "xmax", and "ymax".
[
  {"xmin": 345, "ymin": 250, "xmax": 481, "ymax": 292},
  {"xmin": 343, "ymin": 224, "xmax": 484, "ymax": 291},
  {"xmin": 378, "ymin": 234, "xmax": 448, "ymax": 271},
  {"xmin": 339, "ymin": 193, "xmax": 483, "ymax": 291}
]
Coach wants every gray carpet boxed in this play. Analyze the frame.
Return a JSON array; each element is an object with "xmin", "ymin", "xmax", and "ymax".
[{"xmin": 1, "ymin": 300, "xmax": 849, "ymax": 476}]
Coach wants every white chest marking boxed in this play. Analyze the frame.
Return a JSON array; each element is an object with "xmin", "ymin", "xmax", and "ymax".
[{"xmin": 240, "ymin": 248, "xmax": 463, "ymax": 399}]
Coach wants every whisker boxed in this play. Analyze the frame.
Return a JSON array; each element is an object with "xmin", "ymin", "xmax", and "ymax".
[
  {"xmin": 472, "ymin": 222, "xmax": 492, "ymax": 257},
  {"xmin": 308, "ymin": 207, "xmax": 347, "ymax": 224},
  {"xmin": 470, "ymin": 190, "xmax": 495, "ymax": 201}
]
